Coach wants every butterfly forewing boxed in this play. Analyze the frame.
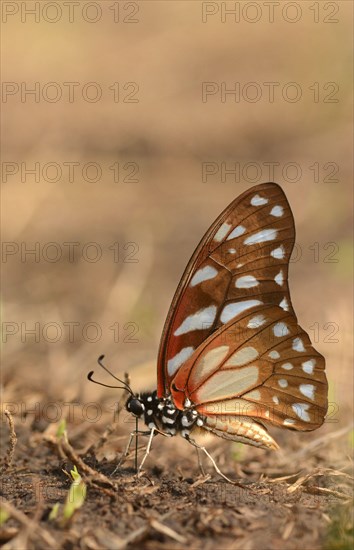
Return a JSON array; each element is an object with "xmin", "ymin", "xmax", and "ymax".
[
  {"xmin": 158, "ymin": 182, "xmax": 296, "ymax": 397},
  {"xmin": 170, "ymin": 304, "xmax": 327, "ymax": 437}
]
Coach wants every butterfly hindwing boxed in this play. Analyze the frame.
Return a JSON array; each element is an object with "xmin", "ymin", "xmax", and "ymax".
[
  {"xmin": 157, "ymin": 183, "xmax": 296, "ymax": 397},
  {"xmin": 170, "ymin": 304, "xmax": 327, "ymax": 436}
]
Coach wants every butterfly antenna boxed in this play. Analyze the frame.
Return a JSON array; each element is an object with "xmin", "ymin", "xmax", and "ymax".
[
  {"xmin": 87, "ymin": 370, "xmax": 131, "ymax": 392},
  {"xmin": 87, "ymin": 355, "xmax": 134, "ymax": 396}
]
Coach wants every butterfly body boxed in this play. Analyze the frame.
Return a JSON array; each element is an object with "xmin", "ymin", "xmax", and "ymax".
[{"xmin": 125, "ymin": 390, "xmax": 279, "ymax": 450}]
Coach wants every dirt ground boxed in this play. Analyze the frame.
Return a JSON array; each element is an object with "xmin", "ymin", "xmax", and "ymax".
[
  {"xmin": 1, "ymin": 402, "xmax": 353, "ymax": 550},
  {"xmin": 2, "ymin": 2, "xmax": 353, "ymax": 549}
]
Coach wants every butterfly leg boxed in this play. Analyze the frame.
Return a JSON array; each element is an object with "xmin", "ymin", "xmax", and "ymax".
[
  {"xmin": 137, "ymin": 427, "xmax": 155, "ymax": 476},
  {"xmin": 112, "ymin": 429, "xmax": 152, "ymax": 474},
  {"xmin": 186, "ymin": 435, "xmax": 236, "ymax": 485}
]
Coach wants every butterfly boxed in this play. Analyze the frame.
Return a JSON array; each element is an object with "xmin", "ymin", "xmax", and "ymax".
[{"xmin": 89, "ymin": 182, "xmax": 328, "ymax": 480}]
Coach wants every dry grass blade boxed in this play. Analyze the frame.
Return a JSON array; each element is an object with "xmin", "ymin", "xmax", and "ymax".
[
  {"xmin": 150, "ymin": 519, "xmax": 187, "ymax": 544},
  {"xmin": 286, "ymin": 467, "xmax": 353, "ymax": 500},
  {"xmin": 264, "ymin": 472, "xmax": 301, "ymax": 483},
  {"xmin": 282, "ymin": 520, "xmax": 295, "ymax": 540},
  {"xmin": 287, "ymin": 472, "xmax": 317, "ymax": 494},
  {"xmin": 190, "ymin": 474, "xmax": 212, "ymax": 488}
]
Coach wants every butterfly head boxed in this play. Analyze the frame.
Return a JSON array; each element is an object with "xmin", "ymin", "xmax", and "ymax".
[{"xmin": 125, "ymin": 394, "xmax": 145, "ymax": 418}]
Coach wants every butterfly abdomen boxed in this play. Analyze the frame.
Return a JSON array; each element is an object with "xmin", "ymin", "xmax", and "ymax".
[{"xmin": 202, "ymin": 414, "xmax": 279, "ymax": 450}]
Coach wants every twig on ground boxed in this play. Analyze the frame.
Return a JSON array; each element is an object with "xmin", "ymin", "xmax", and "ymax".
[
  {"xmin": 286, "ymin": 468, "xmax": 353, "ymax": 500},
  {"xmin": 0, "ymin": 410, "xmax": 17, "ymax": 475},
  {"xmin": 43, "ymin": 433, "xmax": 117, "ymax": 493}
]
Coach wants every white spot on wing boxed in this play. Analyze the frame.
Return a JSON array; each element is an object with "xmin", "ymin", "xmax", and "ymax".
[
  {"xmin": 244, "ymin": 229, "xmax": 277, "ymax": 245},
  {"xmin": 251, "ymin": 194, "xmax": 268, "ymax": 206},
  {"xmin": 273, "ymin": 322, "xmax": 290, "ymax": 337},
  {"xmin": 167, "ymin": 347, "xmax": 195, "ymax": 376},
  {"xmin": 284, "ymin": 418, "xmax": 296, "ymax": 426},
  {"xmin": 228, "ymin": 248, "xmax": 236, "ymax": 254},
  {"xmin": 190, "ymin": 265, "xmax": 218, "ymax": 287},
  {"xmin": 274, "ymin": 270, "xmax": 284, "ymax": 286},
  {"xmin": 247, "ymin": 314, "xmax": 266, "ymax": 328},
  {"xmin": 278, "ymin": 378, "xmax": 288, "ymax": 388},
  {"xmin": 269, "ymin": 350, "xmax": 280, "ymax": 359},
  {"xmin": 271, "ymin": 245, "xmax": 285, "ymax": 259},
  {"xmin": 300, "ymin": 384, "xmax": 315, "ymax": 400},
  {"xmin": 302, "ymin": 359, "xmax": 315, "ymax": 375},
  {"xmin": 279, "ymin": 297, "xmax": 289, "ymax": 311},
  {"xmin": 272, "ymin": 395, "xmax": 279, "ymax": 404},
  {"xmin": 174, "ymin": 306, "xmax": 217, "ymax": 336},
  {"xmin": 235, "ymin": 275, "xmax": 259, "ymax": 289},
  {"xmin": 292, "ymin": 403, "xmax": 311, "ymax": 422},
  {"xmin": 281, "ymin": 363, "xmax": 293, "ymax": 370},
  {"xmin": 270, "ymin": 205, "xmax": 284, "ymax": 217},
  {"xmin": 214, "ymin": 222, "xmax": 231, "ymax": 242},
  {"xmin": 195, "ymin": 366, "xmax": 259, "ymax": 402},
  {"xmin": 226, "ymin": 225, "xmax": 246, "ymax": 240},
  {"xmin": 225, "ymin": 346, "xmax": 259, "ymax": 367},
  {"xmin": 193, "ymin": 346, "xmax": 230, "ymax": 379},
  {"xmin": 244, "ymin": 389, "xmax": 261, "ymax": 401},
  {"xmin": 292, "ymin": 337, "xmax": 305, "ymax": 352},
  {"xmin": 220, "ymin": 300, "xmax": 262, "ymax": 323}
]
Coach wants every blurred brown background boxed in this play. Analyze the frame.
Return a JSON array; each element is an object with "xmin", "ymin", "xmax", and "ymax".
[{"xmin": 2, "ymin": 1, "xmax": 353, "ymax": 432}]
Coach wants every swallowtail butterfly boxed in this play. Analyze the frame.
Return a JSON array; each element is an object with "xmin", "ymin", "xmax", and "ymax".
[{"xmin": 89, "ymin": 182, "xmax": 328, "ymax": 479}]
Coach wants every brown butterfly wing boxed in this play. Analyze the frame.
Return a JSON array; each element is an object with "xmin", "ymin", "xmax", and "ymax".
[
  {"xmin": 157, "ymin": 182, "xmax": 296, "ymax": 397},
  {"xmin": 170, "ymin": 304, "xmax": 327, "ymax": 448}
]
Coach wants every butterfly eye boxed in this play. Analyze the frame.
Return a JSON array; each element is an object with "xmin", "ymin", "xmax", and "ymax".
[{"xmin": 127, "ymin": 398, "xmax": 144, "ymax": 417}]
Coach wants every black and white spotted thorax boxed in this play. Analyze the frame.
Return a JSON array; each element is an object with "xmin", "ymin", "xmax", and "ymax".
[{"xmin": 125, "ymin": 390, "xmax": 204, "ymax": 438}]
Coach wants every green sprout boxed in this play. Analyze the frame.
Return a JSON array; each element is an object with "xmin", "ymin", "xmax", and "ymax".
[
  {"xmin": 69, "ymin": 465, "xmax": 80, "ymax": 482},
  {"xmin": 48, "ymin": 502, "xmax": 60, "ymax": 521},
  {"xmin": 56, "ymin": 419, "xmax": 67, "ymax": 439},
  {"xmin": 48, "ymin": 465, "xmax": 87, "ymax": 524},
  {"xmin": 0, "ymin": 507, "xmax": 10, "ymax": 526},
  {"xmin": 63, "ymin": 467, "xmax": 87, "ymax": 520}
]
